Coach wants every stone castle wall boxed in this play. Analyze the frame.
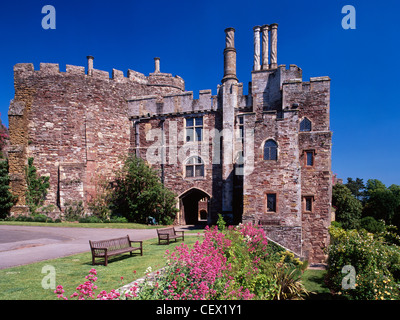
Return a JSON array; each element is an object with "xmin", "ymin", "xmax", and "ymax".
[{"xmin": 8, "ymin": 60, "xmax": 184, "ymax": 212}]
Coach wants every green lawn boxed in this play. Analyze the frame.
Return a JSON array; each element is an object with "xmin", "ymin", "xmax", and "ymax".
[
  {"xmin": 0, "ymin": 236, "xmax": 201, "ymax": 300},
  {"xmin": 302, "ymin": 269, "xmax": 335, "ymax": 300}
]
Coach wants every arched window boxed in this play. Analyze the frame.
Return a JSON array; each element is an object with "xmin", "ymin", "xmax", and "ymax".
[
  {"xmin": 263, "ymin": 140, "xmax": 278, "ymax": 160},
  {"xmin": 185, "ymin": 156, "xmax": 204, "ymax": 178},
  {"xmin": 300, "ymin": 118, "xmax": 312, "ymax": 132}
]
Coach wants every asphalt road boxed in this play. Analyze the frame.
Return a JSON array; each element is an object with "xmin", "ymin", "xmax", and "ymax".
[{"xmin": 0, "ymin": 225, "xmax": 163, "ymax": 269}]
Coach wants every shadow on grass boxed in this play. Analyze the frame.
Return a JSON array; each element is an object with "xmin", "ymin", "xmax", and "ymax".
[
  {"xmin": 83, "ymin": 252, "xmax": 144, "ymax": 267},
  {"xmin": 148, "ymin": 240, "xmax": 186, "ymax": 247},
  {"xmin": 304, "ymin": 272, "xmax": 348, "ymax": 300}
]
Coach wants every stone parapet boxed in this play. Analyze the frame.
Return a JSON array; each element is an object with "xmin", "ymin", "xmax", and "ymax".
[
  {"xmin": 128, "ymin": 89, "xmax": 217, "ymax": 118},
  {"xmin": 13, "ymin": 60, "xmax": 185, "ymax": 93}
]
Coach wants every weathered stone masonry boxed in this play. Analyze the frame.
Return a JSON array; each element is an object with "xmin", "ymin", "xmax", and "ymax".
[{"xmin": 8, "ymin": 24, "xmax": 332, "ymax": 263}]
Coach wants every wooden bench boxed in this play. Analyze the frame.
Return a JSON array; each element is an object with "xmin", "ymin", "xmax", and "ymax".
[
  {"xmin": 89, "ymin": 235, "xmax": 143, "ymax": 266},
  {"xmin": 157, "ymin": 227, "xmax": 184, "ymax": 245}
]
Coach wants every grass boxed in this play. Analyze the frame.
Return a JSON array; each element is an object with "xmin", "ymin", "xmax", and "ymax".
[
  {"xmin": 0, "ymin": 235, "xmax": 202, "ymax": 300},
  {"xmin": 302, "ymin": 269, "xmax": 335, "ymax": 300}
]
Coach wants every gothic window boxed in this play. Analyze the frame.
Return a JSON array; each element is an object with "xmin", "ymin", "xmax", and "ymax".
[
  {"xmin": 185, "ymin": 117, "xmax": 203, "ymax": 142},
  {"xmin": 266, "ymin": 193, "xmax": 277, "ymax": 212},
  {"xmin": 263, "ymin": 139, "xmax": 278, "ymax": 160},
  {"xmin": 300, "ymin": 118, "xmax": 312, "ymax": 132},
  {"xmin": 185, "ymin": 156, "xmax": 204, "ymax": 178}
]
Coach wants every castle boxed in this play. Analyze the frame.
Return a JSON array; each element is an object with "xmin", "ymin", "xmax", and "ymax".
[{"xmin": 7, "ymin": 24, "xmax": 332, "ymax": 263}]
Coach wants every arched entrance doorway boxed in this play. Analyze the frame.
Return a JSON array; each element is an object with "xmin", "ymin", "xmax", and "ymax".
[{"xmin": 178, "ymin": 188, "xmax": 211, "ymax": 225}]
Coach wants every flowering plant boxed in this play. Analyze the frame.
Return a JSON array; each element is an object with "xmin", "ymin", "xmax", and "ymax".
[
  {"xmin": 54, "ymin": 268, "xmax": 120, "ymax": 300},
  {"xmin": 327, "ymin": 225, "xmax": 400, "ymax": 300}
]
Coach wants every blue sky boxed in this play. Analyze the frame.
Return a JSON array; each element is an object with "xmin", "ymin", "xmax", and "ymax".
[{"xmin": 0, "ymin": 0, "xmax": 399, "ymax": 187}]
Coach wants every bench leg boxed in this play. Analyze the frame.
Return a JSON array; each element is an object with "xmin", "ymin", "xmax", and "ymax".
[{"xmin": 104, "ymin": 255, "xmax": 108, "ymax": 266}]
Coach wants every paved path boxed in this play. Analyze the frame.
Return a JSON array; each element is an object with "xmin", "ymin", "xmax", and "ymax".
[{"xmin": 0, "ymin": 225, "xmax": 171, "ymax": 270}]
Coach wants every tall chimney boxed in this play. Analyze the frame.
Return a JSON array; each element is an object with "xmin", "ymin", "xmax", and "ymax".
[
  {"xmin": 261, "ymin": 25, "xmax": 269, "ymax": 70},
  {"xmin": 154, "ymin": 57, "xmax": 160, "ymax": 73},
  {"xmin": 87, "ymin": 55, "xmax": 94, "ymax": 75},
  {"xmin": 253, "ymin": 26, "xmax": 261, "ymax": 71},
  {"xmin": 270, "ymin": 23, "xmax": 278, "ymax": 69},
  {"xmin": 222, "ymin": 27, "xmax": 238, "ymax": 83}
]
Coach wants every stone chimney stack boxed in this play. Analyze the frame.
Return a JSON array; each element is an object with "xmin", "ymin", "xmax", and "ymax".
[
  {"xmin": 253, "ymin": 26, "xmax": 261, "ymax": 71},
  {"xmin": 270, "ymin": 23, "xmax": 278, "ymax": 69},
  {"xmin": 87, "ymin": 55, "xmax": 94, "ymax": 76},
  {"xmin": 222, "ymin": 27, "xmax": 238, "ymax": 83},
  {"xmin": 253, "ymin": 23, "xmax": 277, "ymax": 70},
  {"xmin": 154, "ymin": 57, "xmax": 160, "ymax": 73},
  {"xmin": 261, "ymin": 25, "xmax": 269, "ymax": 70}
]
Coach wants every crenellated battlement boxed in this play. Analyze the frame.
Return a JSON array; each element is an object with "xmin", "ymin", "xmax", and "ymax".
[
  {"xmin": 13, "ymin": 57, "xmax": 185, "ymax": 92},
  {"xmin": 128, "ymin": 89, "xmax": 218, "ymax": 118}
]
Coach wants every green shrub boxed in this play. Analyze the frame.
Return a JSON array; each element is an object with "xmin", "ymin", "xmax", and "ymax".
[
  {"xmin": 360, "ymin": 216, "xmax": 385, "ymax": 233},
  {"xmin": 33, "ymin": 214, "xmax": 53, "ymax": 223},
  {"xmin": 330, "ymin": 220, "xmax": 342, "ymax": 229},
  {"xmin": 216, "ymin": 213, "xmax": 226, "ymax": 231},
  {"xmin": 327, "ymin": 225, "xmax": 400, "ymax": 300},
  {"xmin": 25, "ymin": 158, "xmax": 50, "ymax": 214},
  {"xmin": 109, "ymin": 155, "xmax": 178, "ymax": 225},
  {"xmin": 63, "ymin": 200, "xmax": 85, "ymax": 222},
  {"xmin": 0, "ymin": 159, "xmax": 18, "ymax": 219},
  {"xmin": 109, "ymin": 216, "xmax": 128, "ymax": 223},
  {"xmin": 78, "ymin": 215, "xmax": 103, "ymax": 223},
  {"xmin": 272, "ymin": 265, "xmax": 310, "ymax": 300},
  {"xmin": 332, "ymin": 184, "xmax": 362, "ymax": 229},
  {"xmin": 87, "ymin": 191, "xmax": 111, "ymax": 221},
  {"xmin": 15, "ymin": 215, "xmax": 34, "ymax": 222}
]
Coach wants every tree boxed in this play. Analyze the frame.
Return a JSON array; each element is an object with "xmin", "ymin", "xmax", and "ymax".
[
  {"xmin": 0, "ymin": 158, "xmax": 17, "ymax": 218},
  {"xmin": 332, "ymin": 183, "xmax": 362, "ymax": 229},
  {"xmin": 25, "ymin": 157, "xmax": 50, "ymax": 214},
  {"xmin": 365, "ymin": 179, "xmax": 386, "ymax": 196},
  {"xmin": 109, "ymin": 155, "xmax": 178, "ymax": 225},
  {"xmin": 345, "ymin": 177, "xmax": 365, "ymax": 202},
  {"xmin": 0, "ymin": 116, "xmax": 15, "ymax": 218},
  {"xmin": 360, "ymin": 216, "xmax": 385, "ymax": 234},
  {"xmin": 363, "ymin": 179, "xmax": 400, "ymax": 224},
  {"xmin": 0, "ymin": 114, "xmax": 9, "ymax": 156}
]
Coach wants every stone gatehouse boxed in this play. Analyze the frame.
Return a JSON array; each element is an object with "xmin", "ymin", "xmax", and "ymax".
[{"xmin": 8, "ymin": 24, "xmax": 332, "ymax": 263}]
